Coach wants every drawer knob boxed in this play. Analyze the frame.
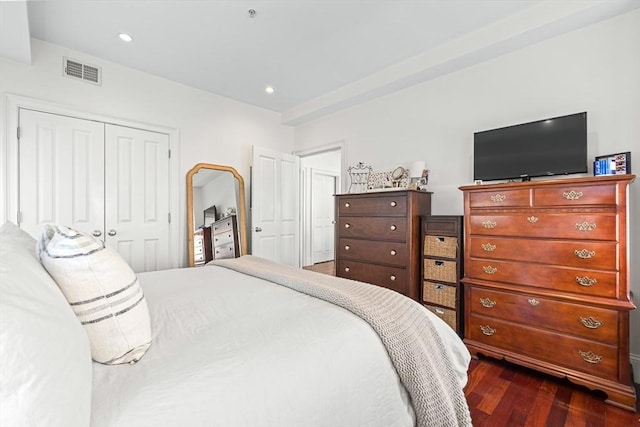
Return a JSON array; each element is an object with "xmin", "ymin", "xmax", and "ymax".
[
  {"xmin": 390, "ymin": 224, "xmax": 397, "ymax": 231},
  {"xmin": 344, "ymin": 245, "xmax": 350, "ymax": 250},
  {"xmin": 490, "ymin": 194, "xmax": 506, "ymax": 203},
  {"xmin": 575, "ymin": 222, "xmax": 596, "ymax": 232},
  {"xmin": 482, "ymin": 220, "xmax": 497, "ymax": 229},
  {"xmin": 575, "ymin": 276, "xmax": 597, "ymax": 287},
  {"xmin": 563, "ymin": 190, "xmax": 584, "ymax": 200},
  {"xmin": 390, "ymin": 275, "xmax": 396, "ymax": 281},
  {"xmin": 578, "ymin": 350, "xmax": 603, "ymax": 364},
  {"xmin": 344, "ymin": 202, "xmax": 350, "ymax": 208},
  {"xmin": 481, "ymin": 243, "xmax": 496, "ymax": 252},
  {"xmin": 344, "ymin": 223, "xmax": 351, "ymax": 229},
  {"xmin": 390, "ymin": 250, "xmax": 396, "ymax": 256},
  {"xmin": 344, "ymin": 267, "xmax": 350, "ymax": 272},
  {"xmin": 390, "ymin": 201, "xmax": 397, "ymax": 207},
  {"xmin": 480, "ymin": 297, "xmax": 496, "ymax": 308},
  {"xmin": 574, "ymin": 249, "xmax": 595, "ymax": 259},
  {"xmin": 480, "ymin": 325, "xmax": 496, "ymax": 336},
  {"xmin": 527, "ymin": 298, "xmax": 540, "ymax": 306},
  {"xmin": 527, "ymin": 216, "xmax": 539, "ymax": 223},
  {"xmin": 482, "ymin": 266, "xmax": 497, "ymax": 274},
  {"xmin": 579, "ymin": 316, "xmax": 604, "ymax": 329}
]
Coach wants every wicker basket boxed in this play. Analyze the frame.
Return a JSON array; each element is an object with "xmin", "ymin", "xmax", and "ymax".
[
  {"xmin": 422, "ymin": 281, "xmax": 456, "ymax": 309},
  {"xmin": 423, "ymin": 236, "xmax": 458, "ymax": 258},
  {"xmin": 423, "ymin": 259, "xmax": 457, "ymax": 283},
  {"xmin": 424, "ymin": 304, "xmax": 457, "ymax": 331}
]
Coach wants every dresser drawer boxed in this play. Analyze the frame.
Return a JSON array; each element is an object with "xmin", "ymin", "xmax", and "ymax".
[
  {"xmin": 336, "ymin": 260, "xmax": 407, "ymax": 294},
  {"xmin": 213, "ymin": 218, "xmax": 234, "ymax": 234},
  {"xmin": 466, "ymin": 259, "xmax": 618, "ymax": 298},
  {"xmin": 468, "ymin": 213, "xmax": 617, "ymax": 241},
  {"xmin": 338, "ymin": 217, "xmax": 407, "ymax": 242},
  {"xmin": 423, "ymin": 281, "xmax": 457, "ymax": 309},
  {"xmin": 468, "ymin": 287, "xmax": 619, "ymax": 344},
  {"xmin": 214, "ymin": 242, "xmax": 236, "ymax": 259},
  {"xmin": 338, "ymin": 238, "xmax": 406, "ymax": 267},
  {"xmin": 468, "ymin": 237, "xmax": 617, "ymax": 270},
  {"xmin": 423, "ymin": 236, "xmax": 458, "ymax": 258},
  {"xmin": 424, "ymin": 259, "xmax": 457, "ymax": 283},
  {"xmin": 213, "ymin": 230, "xmax": 235, "ymax": 246},
  {"xmin": 467, "ymin": 314, "xmax": 619, "ymax": 381},
  {"xmin": 468, "ymin": 188, "xmax": 530, "ymax": 208},
  {"xmin": 533, "ymin": 183, "xmax": 617, "ymax": 207},
  {"xmin": 337, "ymin": 194, "xmax": 407, "ymax": 216}
]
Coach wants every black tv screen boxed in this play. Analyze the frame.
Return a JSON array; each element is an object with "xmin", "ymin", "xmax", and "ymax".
[{"xmin": 474, "ymin": 112, "xmax": 587, "ymax": 181}]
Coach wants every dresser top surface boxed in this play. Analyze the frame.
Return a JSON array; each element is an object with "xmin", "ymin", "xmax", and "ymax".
[{"xmin": 459, "ymin": 174, "xmax": 635, "ymax": 192}]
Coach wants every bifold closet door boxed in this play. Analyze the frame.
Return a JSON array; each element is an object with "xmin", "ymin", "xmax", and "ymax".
[
  {"xmin": 105, "ymin": 124, "xmax": 170, "ymax": 272},
  {"xmin": 18, "ymin": 109, "xmax": 105, "ymax": 239}
]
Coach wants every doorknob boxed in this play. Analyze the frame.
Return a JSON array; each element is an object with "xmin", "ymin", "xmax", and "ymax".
[
  {"xmin": 254, "ymin": 226, "xmax": 263, "ymax": 232},
  {"xmin": 107, "ymin": 229, "xmax": 117, "ymax": 236},
  {"xmin": 92, "ymin": 230, "xmax": 102, "ymax": 237}
]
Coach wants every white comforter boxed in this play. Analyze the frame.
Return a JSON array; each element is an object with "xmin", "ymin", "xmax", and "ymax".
[{"xmin": 91, "ymin": 265, "xmax": 467, "ymax": 427}]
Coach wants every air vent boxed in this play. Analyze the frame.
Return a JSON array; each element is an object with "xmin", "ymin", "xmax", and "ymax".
[{"xmin": 63, "ymin": 57, "xmax": 102, "ymax": 85}]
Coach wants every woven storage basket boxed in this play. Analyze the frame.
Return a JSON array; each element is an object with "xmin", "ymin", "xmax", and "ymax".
[
  {"xmin": 423, "ymin": 259, "xmax": 457, "ymax": 283},
  {"xmin": 424, "ymin": 304, "xmax": 457, "ymax": 331},
  {"xmin": 423, "ymin": 236, "xmax": 458, "ymax": 258},
  {"xmin": 422, "ymin": 281, "xmax": 456, "ymax": 309}
]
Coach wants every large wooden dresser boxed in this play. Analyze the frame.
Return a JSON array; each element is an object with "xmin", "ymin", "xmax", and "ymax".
[
  {"xmin": 460, "ymin": 175, "xmax": 636, "ymax": 411},
  {"xmin": 335, "ymin": 190, "xmax": 431, "ymax": 300}
]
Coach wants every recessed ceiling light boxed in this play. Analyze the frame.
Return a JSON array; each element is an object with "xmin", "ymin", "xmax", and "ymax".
[
  {"xmin": 265, "ymin": 86, "xmax": 275, "ymax": 94},
  {"xmin": 118, "ymin": 33, "xmax": 133, "ymax": 42}
]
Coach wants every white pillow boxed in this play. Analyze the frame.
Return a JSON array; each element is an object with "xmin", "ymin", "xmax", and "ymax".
[
  {"xmin": 0, "ymin": 222, "xmax": 92, "ymax": 427},
  {"xmin": 37, "ymin": 224, "xmax": 152, "ymax": 365}
]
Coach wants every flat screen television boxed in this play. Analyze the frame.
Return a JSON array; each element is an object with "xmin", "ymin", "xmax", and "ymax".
[{"xmin": 473, "ymin": 112, "xmax": 587, "ymax": 182}]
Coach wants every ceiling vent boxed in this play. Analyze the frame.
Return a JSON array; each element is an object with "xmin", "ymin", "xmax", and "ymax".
[{"xmin": 63, "ymin": 57, "xmax": 102, "ymax": 85}]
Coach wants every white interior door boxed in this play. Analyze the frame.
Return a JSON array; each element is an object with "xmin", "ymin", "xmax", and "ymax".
[
  {"xmin": 251, "ymin": 146, "xmax": 300, "ymax": 267},
  {"xmin": 18, "ymin": 109, "xmax": 105, "ymax": 239},
  {"xmin": 311, "ymin": 169, "xmax": 338, "ymax": 264},
  {"xmin": 105, "ymin": 124, "xmax": 170, "ymax": 272}
]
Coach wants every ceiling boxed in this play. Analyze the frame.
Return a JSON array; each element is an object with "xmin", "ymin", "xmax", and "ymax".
[{"xmin": 2, "ymin": 1, "xmax": 638, "ymax": 125}]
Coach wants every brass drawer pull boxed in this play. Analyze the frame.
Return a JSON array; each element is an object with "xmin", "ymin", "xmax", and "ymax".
[
  {"xmin": 482, "ymin": 220, "xmax": 497, "ymax": 229},
  {"xmin": 344, "ymin": 202, "xmax": 350, "ymax": 207},
  {"xmin": 527, "ymin": 298, "xmax": 540, "ymax": 306},
  {"xmin": 574, "ymin": 249, "xmax": 595, "ymax": 259},
  {"xmin": 575, "ymin": 276, "xmax": 597, "ymax": 287},
  {"xmin": 578, "ymin": 350, "xmax": 603, "ymax": 364},
  {"xmin": 344, "ymin": 223, "xmax": 351, "ymax": 229},
  {"xmin": 527, "ymin": 216, "xmax": 539, "ymax": 223},
  {"xmin": 390, "ymin": 201, "xmax": 397, "ymax": 207},
  {"xmin": 482, "ymin": 266, "xmax": 497, "ymax": 274},
  {"xmin": 575, "ymin": 222, "xmax": 596, "ymax": 232},
  {"xmin": 481, "ymin": 243, "xmax": 496, "ymax": 252},
  {"xmin": 490, "ymin": 194, "xmax": 506, "ymax": 203},
  {"xmin": 480, "ymin": 297, "xmax": 496, "ymax": 308},
  {"xmin": 344, "ymin": 245, "xmax": 350, "ymax": 250},
  {"xmin": 390, "ymin": 275, "xmax": 396, "ymax": 281},
  {"xmin": 480, "ymin": 325, "xmax": 496, "ymax": 336},
  {"xmin": 390, "ymin": 250, "xmax": 397, "ymax": 256},
  {"xmin": 563, "ymin": 190, "xmax": 583, "ymax": 200},
  {"xmin": 390, "ymin": 224, "xmax": 397, "ymax": 231},
  {"xmin": 579, "ymin": 316, "xmax": 604, "ymax": 329}
]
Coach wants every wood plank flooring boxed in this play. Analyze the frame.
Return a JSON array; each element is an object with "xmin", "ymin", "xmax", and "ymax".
[{"xmin": 300, "ymin": 260, "xmax": 639, "ymax": 425}]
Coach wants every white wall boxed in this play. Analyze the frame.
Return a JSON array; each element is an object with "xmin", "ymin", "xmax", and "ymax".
[
  {"xmin": 294, "ymin": 10, "xmax": 640, "ymax": 381},
  {"xmin": 0, "ymin": 39, "xmax": 294, "ymax": 265}
]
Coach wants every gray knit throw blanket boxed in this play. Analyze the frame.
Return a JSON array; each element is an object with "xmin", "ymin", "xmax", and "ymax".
[{"xmin": 210, "ymin": 256, "xmax": 472, "ymax": 427}]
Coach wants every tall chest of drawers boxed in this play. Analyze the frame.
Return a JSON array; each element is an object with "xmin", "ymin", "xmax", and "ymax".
[
  {"xmin": 335, "ymin": 190, "xmax": 431, "ymax": 300},
  {"xmin": 460, "ymin": 175, "xmax": 636, "ymax": 411},
  {"xmin": 211, "ymin": 215, "xmax": 240, "ymax": 259}
]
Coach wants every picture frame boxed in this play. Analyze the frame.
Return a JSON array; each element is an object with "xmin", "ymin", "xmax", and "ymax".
[{"xmin": 594, "ymin": 151, "xmax": 631, "ymax": 176}]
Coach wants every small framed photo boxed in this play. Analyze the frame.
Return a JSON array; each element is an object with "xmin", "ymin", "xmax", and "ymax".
[{"xmin": 594, "ymin": 151, "xmax": 631, "ymax": 176}]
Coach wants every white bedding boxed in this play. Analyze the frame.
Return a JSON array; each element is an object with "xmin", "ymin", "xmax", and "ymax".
[{"xmin": 91, "ymin": 264, "xmax": 469, "ymax": 427}]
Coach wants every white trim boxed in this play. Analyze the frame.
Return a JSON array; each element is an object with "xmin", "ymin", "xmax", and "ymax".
[
  {"xmin": 293, "ymin": 140, "xmax": 348, "ymax": 193},
  {"xmin": 3, "ymin": 93, "xmax": 181, "ymax": 269},
  {"xmin": 631, "ymin": 352, "xmax": 640, "ymax": 384}
]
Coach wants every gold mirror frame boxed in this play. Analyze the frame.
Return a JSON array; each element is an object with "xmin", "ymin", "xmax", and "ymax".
[{"xmin": 186, "ymin": 163, "xmax": 248, "ymax": 267}]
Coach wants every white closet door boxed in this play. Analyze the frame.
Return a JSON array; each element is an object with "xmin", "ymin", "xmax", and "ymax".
[
  {"xmin": 18, "ymin": 109, "xmax": 105, "ymax": 239},
  {"xmin": 105, "ymin": 124, "xmax": 170, "ymax": 272},
  {"xmin": 311, "ymin": 169, "xmax": 337, "ymax": 264}
]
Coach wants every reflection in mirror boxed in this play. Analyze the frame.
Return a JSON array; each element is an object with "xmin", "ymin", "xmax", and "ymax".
[{"xmin": 186, "ymin": 163, "xmax": 247, "ymax": 267}]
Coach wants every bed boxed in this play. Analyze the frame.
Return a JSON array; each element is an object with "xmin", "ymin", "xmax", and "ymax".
[{"xmin": 0, "ymin": 222, "xmax": 471, "ymax": 427}]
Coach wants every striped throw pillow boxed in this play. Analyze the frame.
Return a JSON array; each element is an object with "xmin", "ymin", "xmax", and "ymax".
[{"xmin": 37, "ymin": 225, "xmax": 151, "ymax": 365}]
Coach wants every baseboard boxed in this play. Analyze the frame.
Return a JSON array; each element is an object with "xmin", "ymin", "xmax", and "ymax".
[{"xmin": 631, "ymin": 353, "xmax": 640, "ymax": 384}]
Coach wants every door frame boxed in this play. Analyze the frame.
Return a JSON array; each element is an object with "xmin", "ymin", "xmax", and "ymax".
[
  {"xmin": 307, "ymin": 168, "xmax": 340, "ymax": 265},
  {"xmin": 2, "ymin": 93, "xmax": 181, "ymax": 269}
]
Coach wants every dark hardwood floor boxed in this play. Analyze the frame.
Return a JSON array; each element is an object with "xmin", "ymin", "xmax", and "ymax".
[
  {"xmin": 301, "ymin": 260, "xmax": 639, "ymax": 425},
  {"xmin": 466, "ymin": 356, "xmax": 639, "ymax": 426}
]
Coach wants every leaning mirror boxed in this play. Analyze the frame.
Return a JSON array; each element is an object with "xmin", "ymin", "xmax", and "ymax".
[{"xmin": 186, "ymin": 163, "xmax": 247, "ymax": 267}]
